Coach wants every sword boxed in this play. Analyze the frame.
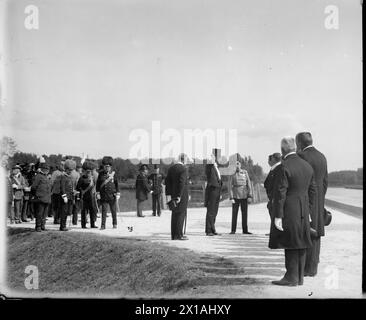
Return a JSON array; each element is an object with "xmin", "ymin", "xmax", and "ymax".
[{"xmin": 183, "ymin": 211, "xmax": 187, "ymax": 235}]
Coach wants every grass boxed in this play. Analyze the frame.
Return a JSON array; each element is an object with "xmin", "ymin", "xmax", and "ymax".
[{"xmin": 6, "ymin": 227, "xmax": 253, "ymax": 298}]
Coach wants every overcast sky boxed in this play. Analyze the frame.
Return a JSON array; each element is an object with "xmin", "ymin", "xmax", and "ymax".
[{"xmin": 0, "ymin": 0, "xmax": 362, "ymax": 172}]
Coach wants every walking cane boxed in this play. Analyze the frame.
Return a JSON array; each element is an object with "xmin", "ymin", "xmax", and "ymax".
[{"xmin": 183, "ymin": 211, "xmax": 187, "ymax": 235}]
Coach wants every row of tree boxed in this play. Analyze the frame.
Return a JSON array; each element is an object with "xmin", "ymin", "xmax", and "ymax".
[{"xmin": 328, "ymin": 168, "xmax": 363, "ymax": 187}]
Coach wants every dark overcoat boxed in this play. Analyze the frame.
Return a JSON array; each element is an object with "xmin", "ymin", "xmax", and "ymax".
[
  {"xmin": 135, "ymin": 173, "xmax": 151, "ymax": 201},
  {"xmin": 264, "ymin": 163, "xmax": 282, "ymax": 217},
  {"xmin": 298, "ymin": 147, "xmax": 328, "ymax": 237},
  {"xmin": 165, "ymin": 163, "xmax": 189, "ymax": 211},
  {"xmin": 269, "ymin": 153, "xmax": 316, "ymax": 249}
]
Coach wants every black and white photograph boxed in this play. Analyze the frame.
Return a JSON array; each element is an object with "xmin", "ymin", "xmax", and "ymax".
[{"xmin": 0, "ymin": 0, "xmax": 363, "ymax": 307}]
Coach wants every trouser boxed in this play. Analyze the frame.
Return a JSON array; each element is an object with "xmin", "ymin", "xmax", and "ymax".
[
  {"xmin": 8, "ymin": 202, "xmax": 13, "ymax": 220},
  {"xmin": 34, "ymin": 202, "xmax": 49, "ymax": 230},
  {"xmin": 13, "ymin": 199, "xmax": 23, "ymax": 221},
  {"xmin": 152, "ymin": 193, "xmax": 162, "ymax": 216},
  {"xmin": 72, "ymin": 200, "xmax": 81, "ymax": 225},
  {"xmin": 101, "ymin": 199, "xmax": 117, "ymax": 227},
  {"xmin": 205, "ymin": 187, "xmax": 220, "ymax": 234},
  {"xmin": 171, "ymin": 207, "xmax": 186, "ymax": 240},
  {"xmin": 231, "ymin": 198, "xmax": 248, "ymax": 233},
  {"xmin": 81, "ymin": 199, "xmax": 97, "ymax": 227},
  {"xmin": 284, "ymin": 249, "xmax": 306, "ymax": 284},
  {"xmin": 60, "ymin": 200, "xmax": 73, "ymax": 230},
  {"xmin": 21, "ymin": 199, "xmax": 29, "ymax": 221},
  {"xmin": 28, "ymin": 201, "xmax": 35, "ymax": 219},
  {"xmin": 52, "ymin": 193, "xmax": 61, "ymax": 223},
  {"xmin": 137, "ymin": 199, "xmax": 145, "ymax": 217},
  {"xmin": 305, "ymin": 237, "xmax": 321, "ymax": 275}
]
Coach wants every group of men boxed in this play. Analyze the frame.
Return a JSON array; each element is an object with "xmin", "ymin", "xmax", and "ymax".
[
  {"xmin": 264, "ymin": 132, "xmax": 329, "ymax": 286},
  {"xmin": 7, "ymin": 156, "xmax": 121, "ymax": 232},
  {"xmin": 6, "ymin": 131, "xmax": 329, "ymax": 287}
]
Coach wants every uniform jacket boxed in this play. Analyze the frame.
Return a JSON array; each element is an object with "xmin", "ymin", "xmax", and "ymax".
[
  {"xmin": 76, "ymin": 174, "xmax": 97, "ymax": 205},
  {"xmin": 7, "ymin": 176, "xmax": 13, "ymax": 203},
  {"xmin": 204, "ymin": 164, "xmax": 222, "ymax": 207},
  {"xmin": 269, "ymin": 153, "xmax": 316, "ymax": 250},
  {"xmin": 135, "ymin": 173, "xmax": 151, "ymax": 201},
  {"xmin": 229, "ymin": 169, "xmax": 253, "ymax": 200},
  {"xmin": 148, "ymin": 173, "xmax": 164, "ymax": 194},
  {"xmin": 165, "ymin": 163, "xmax": 189, "ymax": 211},
  {"xmin": 60, "ymin": 173, "xmax": 74, "ymax": 201},
  {"xmin": 31, "ymin": 172, "xmax": 52, "ymax": 204},
  {"xmin": 11, "ymin": 173, "xmax": 27, "ymax": 200},
  {"xmin": 96, "ymin": 171, "xmax": 119, "ymax": 202},
  {"xmin": 298, "ymin": 146, "xmax": 328, "ymax": 237},
  {"xmin": 51, "ymin": 170, "xmax": 63, "ymax": 194}
]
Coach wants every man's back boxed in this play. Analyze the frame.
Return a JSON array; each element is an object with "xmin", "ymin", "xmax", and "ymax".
[{"xmin": 166, "ymin": 163, "xmax": 188, "ymax": 200}]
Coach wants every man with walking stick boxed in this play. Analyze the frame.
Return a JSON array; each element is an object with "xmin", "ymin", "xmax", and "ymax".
[{"xmin": 165, "ymin": 154, "xmax": 189, "ymax": 241}]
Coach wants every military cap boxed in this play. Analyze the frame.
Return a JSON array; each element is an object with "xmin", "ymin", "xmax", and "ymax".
[
  {"xmin": 12, "ymin": 164, "xmax": 22, "ymax": 170},
  {"xmin": 102, "ymin": 156, "xmax": 113, "ymax": 166},
  {"xmin": 82, "ymin": 161, "xmax": 95, "ymax": 171},
  {"xmin": 39, "ymin": 162, "xmax": 50, "ymax": 170},
  {"xmin": 64, "ymin": 159, "xmax": 76, "ymax": 170}
]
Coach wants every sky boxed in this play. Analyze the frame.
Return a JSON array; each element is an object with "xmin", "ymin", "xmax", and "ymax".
[{"xmin": 0, "ymin": 0, "xmax": 363, "ymax": 173}]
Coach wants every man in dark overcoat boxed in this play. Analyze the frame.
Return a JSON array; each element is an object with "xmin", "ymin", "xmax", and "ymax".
[
  {"xmin": 270, "ymin": 137, "xmax": 316, "ymax": 286},
  {"xmin": 296, "ymin": 132, "xmax": 328, "ymax": 277},
  {"xmin": 135, "ymin": 164, "xmax": 153, "ymax": 217},
  {"xmin": 165, "ymin": 154, "xmax": 189, "ymax": 240},
  {"xmin": 204, "ymin": 151, "xmax": 222, "ymax": 236}
]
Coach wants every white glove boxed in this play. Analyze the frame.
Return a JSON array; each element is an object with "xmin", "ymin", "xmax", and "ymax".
[
  {"xmin": 63, "ymin": 197, "xmax": 68, "ymax": 204},
  {"xmin": 166, "ymin": 195, "xmax": 172, "ymax": 202},
  {"xmin": 188, "ymin": 195, "xmax": 191, "ymax": 201},
  {"xmin": 116, "ymin": 193, "xmax": 120, "ymax": 200},
  {"xmin": 176, "ymin": 197, "xmax": 181, "ymax": 203},
  {"xmin": 12, "ymin": 184, "xmax": 18, "ymax": 189},
  {"xmin": 96, "ymin": 192, "xmax": 101, "ymax": 200},
  {"xmin": 231, "ymin": 199, "xmax": 235, "ymax": 204},
  {"xmin": 274, "ymin": 218, "xmax": 283, "ymax": 231}
]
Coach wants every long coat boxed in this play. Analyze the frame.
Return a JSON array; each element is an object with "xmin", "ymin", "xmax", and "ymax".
[
  {"xmin": 31, "ymin": 172, "xmax": 52, "ymax": 204},
  {"xmin": 269, "ymin": 153, "xmax": 316, "ymax": 249},
  {"xmin": 298, "ymin": 147, "xmax": 328, "ymax": 237},
  {"xmin": 135, "ymin": 173, "xmax": 151, "ymax": 201},
  {"xmin": 264, "ymin": 163, "xmax": 282, "ymax": 218},
  {"xmin": 165, "ymin": 163, "xmax": 189, "ymax": 211}
]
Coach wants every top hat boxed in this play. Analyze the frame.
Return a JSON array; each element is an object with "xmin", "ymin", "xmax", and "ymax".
[{"xmin": 102, "ymin": 156, "xmax": 113, "ymax": 166}]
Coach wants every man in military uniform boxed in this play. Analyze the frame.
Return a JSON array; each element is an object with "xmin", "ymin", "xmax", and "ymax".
[
  {"xmin": 76, "ymin": 161, "xmax": 98, "ymax": 229},
  {"xmin": 228, "ymin": 160, "xmax": 253, "ymax": 234},
  {"xmin": 31, "ymin": 162, "xmax": 52, "ymax": 232},
  {"xmin": 11, "ymin": 164, "xmax": 27, "ymax": 224},
  {"xmin": 296, "ymin": 132, "xmax": 328, "ymax": 277},
  {"xmin": 50, "ymin": 163, "xmax": 64, "ymax": 224},
  {"xmin": 263, "ymin": 153, "xmax": 282, "ymax": 235},
  {"xmin": 96, "ymin": 156, "xmax": 120, "ymax": 230},
  {"xmin": 135, "ymin": 164, "xmax": 153, "ymax": 217},
  {"xmin": 148, "ymin": 164, "xmax": 164, "ymax": 216},
  {"xmin": 59, "ymin": 159, "xmax": 77, "ymax": 231},
  {"xmin": 71, "ymin": 163, "xmax": 82, "ymax": 225}
]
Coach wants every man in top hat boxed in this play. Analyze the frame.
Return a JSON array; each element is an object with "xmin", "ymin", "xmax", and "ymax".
[
  {"xmin": 76, "ymin": 161, "xmax": 98, "ymax": 228},
  {"xmin": 296, "ymin": 132, "xmax": 328, "ymax": 277},
  {"xmin": 59, "ymin": 159, "xmax": 77, "ymax": 231},
  {"xmin": 165, "ymin": 153, "xmax": 189, "ymax": 240},
  {"xmin": 135, "ymin": 164, "xmax": 153, "ymax": 217},
  {"xmin": 228, "ymin": 160, "xmax": 253, "ymax": 234},
  {"xmin": 148, "ymin": 164, "xmax": 164, "ymax": 216},
  {"xmin": 31, "ymin": 162, "xmax": 52, "ymax": 232},
  {"xmin": 11, "ymin": 164, "xmax": 27, "ymax": 224},
  {"xmin": 96, "ymin": 156, "xmax": 120, "ymax": 229},
  {"xmin": 204, "ymin": 150, "xmax": 223, "ymax": 236},
  {"xmin": 270, "ymin": 137, "xmax": 316, "ymax": 286}
]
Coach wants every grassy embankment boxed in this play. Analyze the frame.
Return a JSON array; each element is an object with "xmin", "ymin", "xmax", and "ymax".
[{"xmin": 7, "ymin": 228, "xmax": 253, "ymax": 297}]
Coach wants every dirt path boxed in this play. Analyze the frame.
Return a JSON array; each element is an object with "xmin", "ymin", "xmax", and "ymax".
[{"xmin": 9, "ymin": 203, "xmax": 363, "ymax": 298}]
